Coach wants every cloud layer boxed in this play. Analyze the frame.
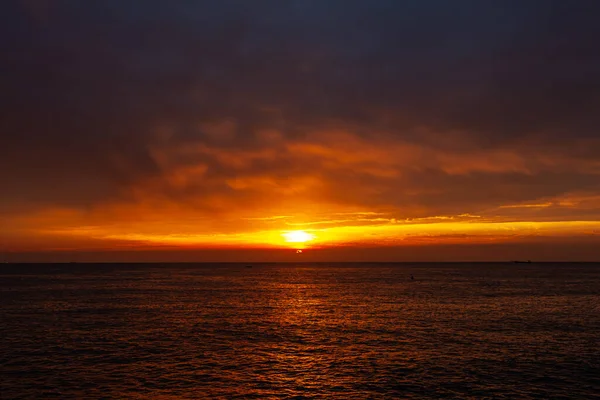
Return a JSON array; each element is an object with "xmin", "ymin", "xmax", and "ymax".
[{"xmin": 2, "ymin": 0, "xmax": 600, "ymax": 258}]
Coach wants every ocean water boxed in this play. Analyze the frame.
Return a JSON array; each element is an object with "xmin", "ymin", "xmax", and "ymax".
[{"xmin": 1, "ymin": 262, "xmax": 599, "ymax": 399}]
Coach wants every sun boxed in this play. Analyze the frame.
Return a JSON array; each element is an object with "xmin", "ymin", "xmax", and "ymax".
[{"xmin": 282, "ymin": 230, "xmax": 315, "ymax": 243}]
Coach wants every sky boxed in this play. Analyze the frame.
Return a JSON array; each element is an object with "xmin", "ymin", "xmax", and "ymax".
[{"xmin": 1, "ymin": 0, "xmax": 600, "ymax": 262}]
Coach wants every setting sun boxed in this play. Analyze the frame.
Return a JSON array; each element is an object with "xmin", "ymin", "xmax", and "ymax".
[{"xmin": 282, "ymin": 230, "xmax": 315, "ymax": 243}]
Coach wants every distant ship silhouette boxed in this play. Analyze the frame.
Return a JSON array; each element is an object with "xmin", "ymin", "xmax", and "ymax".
[{"xmin": 512, "ymin": 260, "xmax": 532, "ymax": 264}]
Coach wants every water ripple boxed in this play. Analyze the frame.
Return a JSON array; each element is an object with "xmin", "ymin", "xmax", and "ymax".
[{"xmin": 1, "ymin": 262, "xmax": 599, "ymax": 399}]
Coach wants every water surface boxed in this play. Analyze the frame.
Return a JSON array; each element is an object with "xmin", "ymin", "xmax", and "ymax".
[{"xmin": 2, "ymin": 262, "xmax": 599, "ymax": 398}]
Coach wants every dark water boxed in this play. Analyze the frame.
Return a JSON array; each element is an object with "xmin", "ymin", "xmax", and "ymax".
[{"xmin": 1, "ymin": 262, "xmax": 599, "ymax": 399}]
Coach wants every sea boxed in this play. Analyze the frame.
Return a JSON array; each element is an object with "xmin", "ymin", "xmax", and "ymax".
[{"xmin": 1, "ymin": 262, "xmax": 599, "ymax": 399}]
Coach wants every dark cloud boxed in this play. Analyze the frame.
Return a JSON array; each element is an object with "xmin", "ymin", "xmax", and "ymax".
[{"xmin": 1, "ymin": 0, "xmax": 599, "ymax": 220}]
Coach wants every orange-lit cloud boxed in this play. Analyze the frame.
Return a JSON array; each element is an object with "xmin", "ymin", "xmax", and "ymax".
[{"xmin": 2, "ymin": 1, "xmax": 600, "ymax": 261}]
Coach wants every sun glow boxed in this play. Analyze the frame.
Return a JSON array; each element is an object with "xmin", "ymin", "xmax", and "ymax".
[{"xmin": 282, "ymin": 230, "xmax": 315, "ymax": 243}]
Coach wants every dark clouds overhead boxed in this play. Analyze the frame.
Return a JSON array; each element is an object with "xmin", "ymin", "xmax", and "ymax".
[{"xmin": 1, "ymin": 0, "xmax": 600, "ymax": 226}]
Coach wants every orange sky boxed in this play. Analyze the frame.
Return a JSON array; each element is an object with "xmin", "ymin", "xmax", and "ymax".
[
  {"xmin": 3, "ymin": 137, "xmax": 599, "ymax": 261},
  {"xmin": 2, "ymin": 1, "xmax": 600, "ymax": 262}
]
